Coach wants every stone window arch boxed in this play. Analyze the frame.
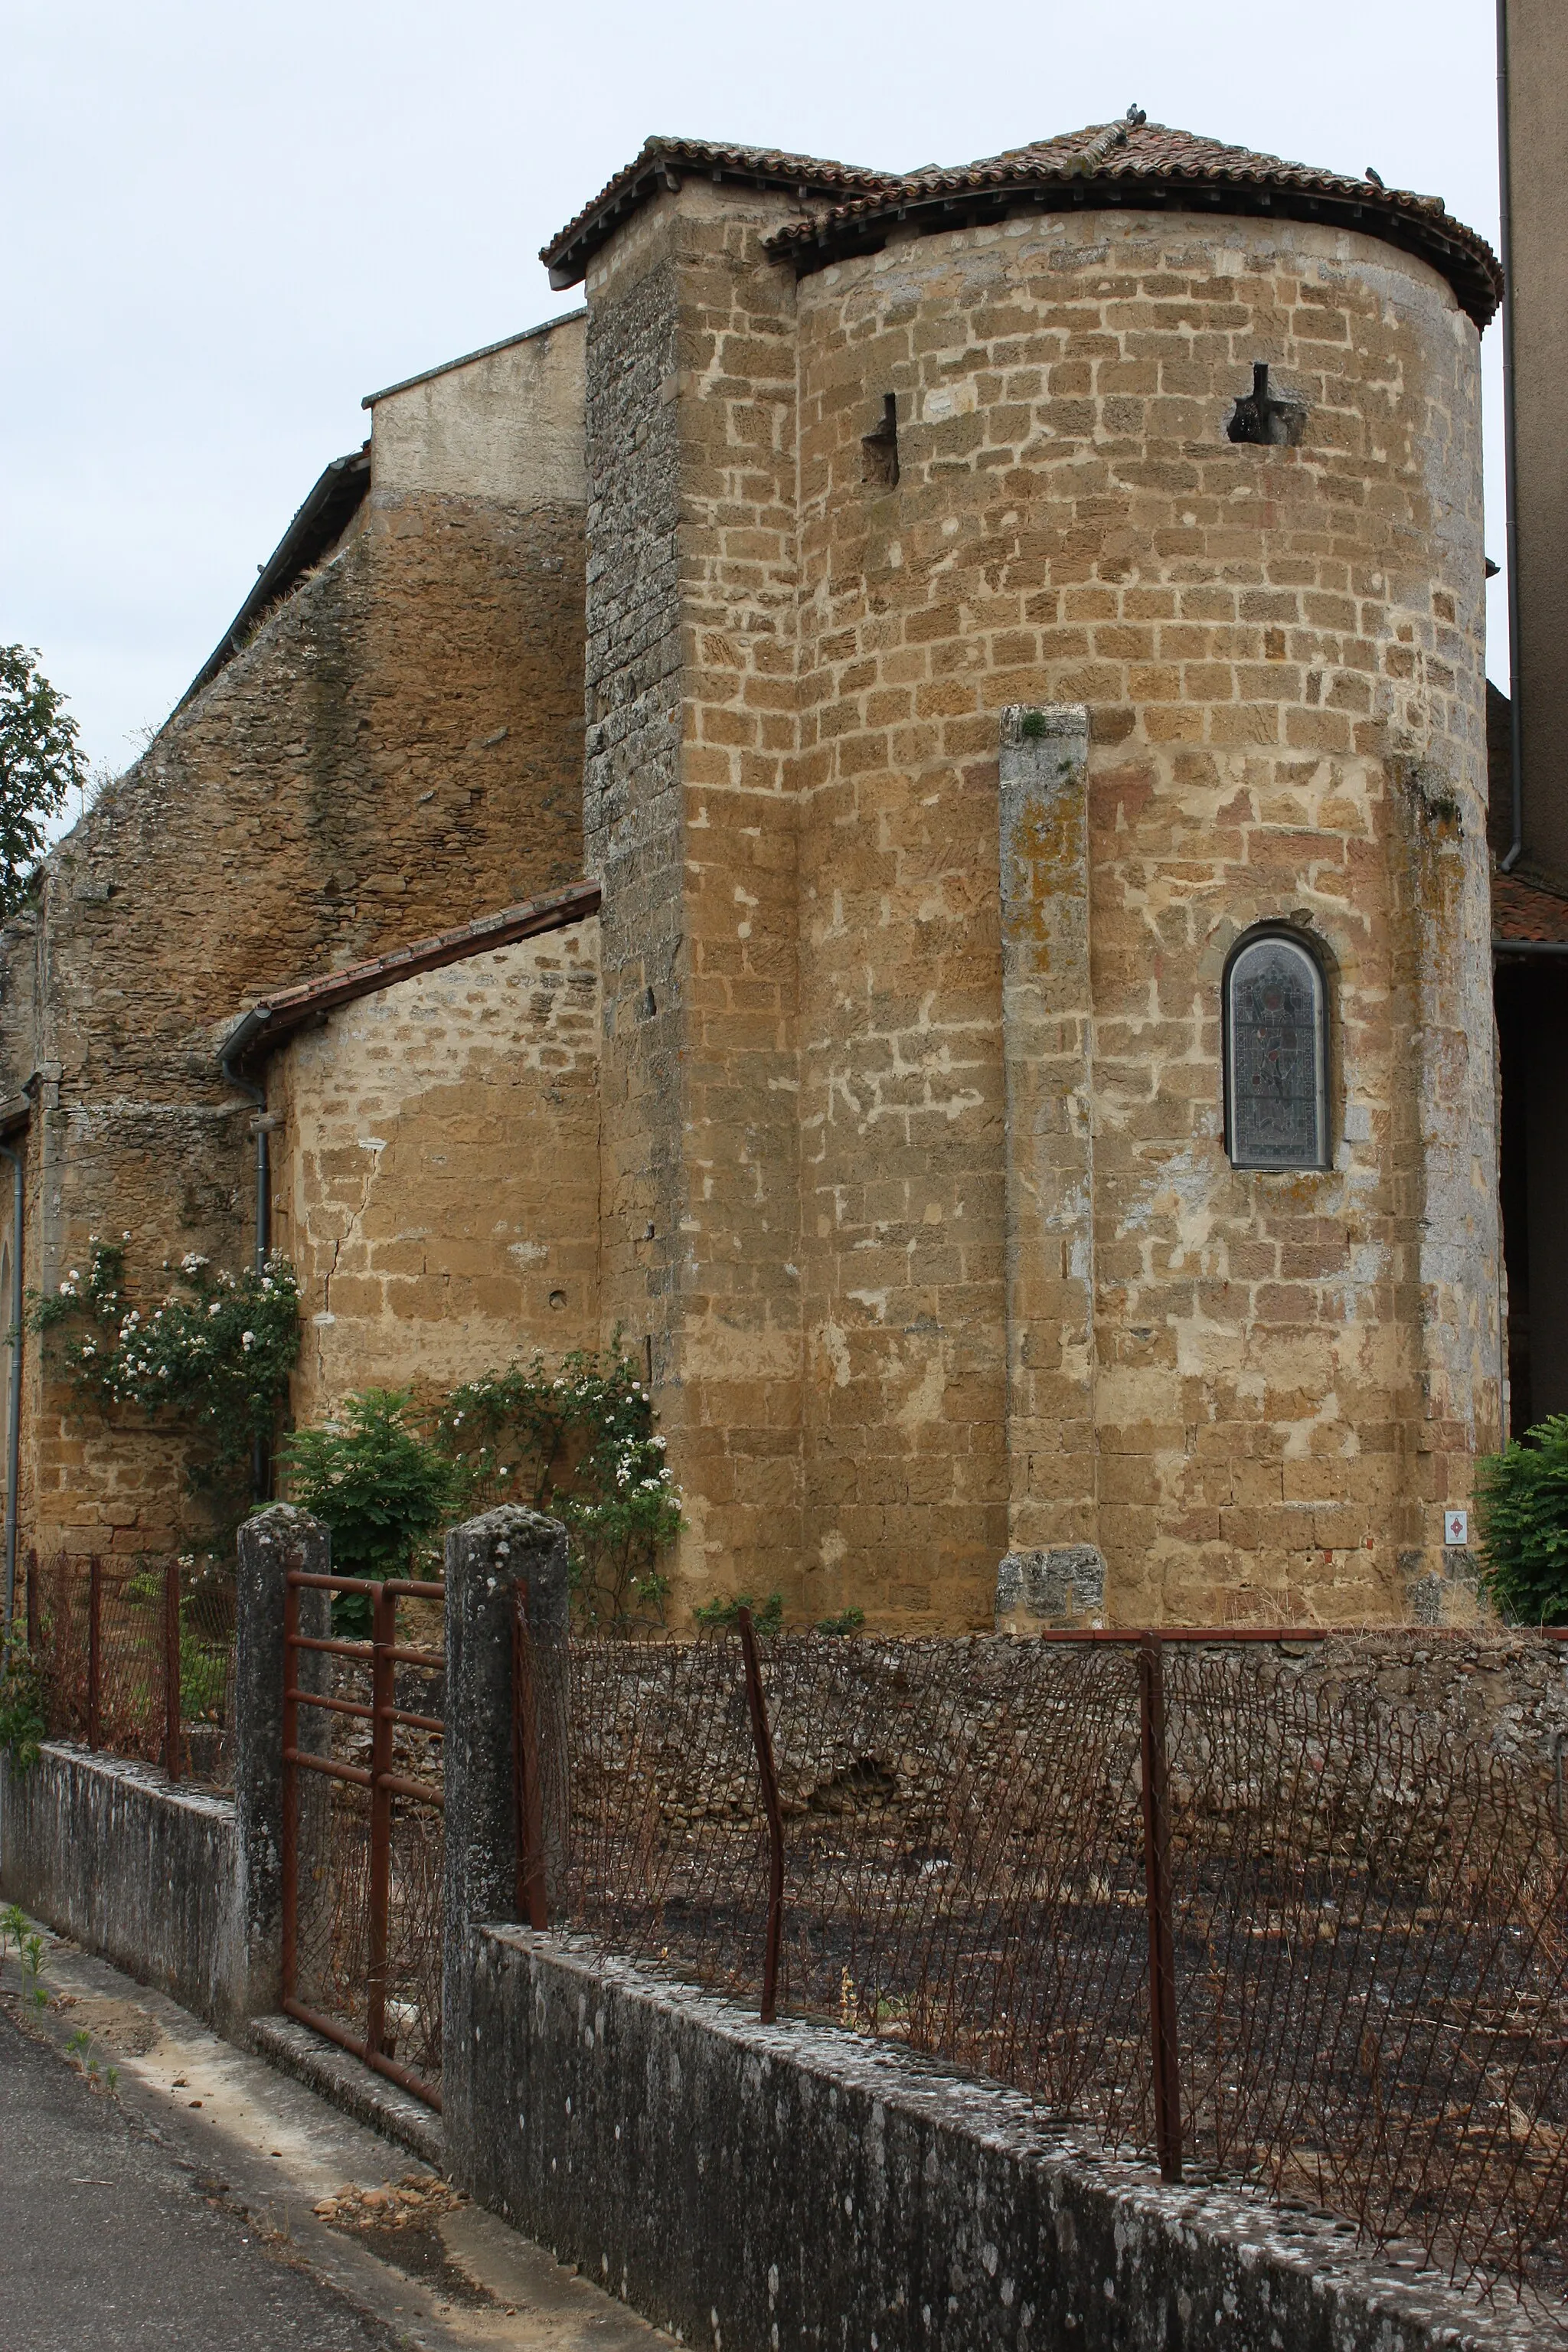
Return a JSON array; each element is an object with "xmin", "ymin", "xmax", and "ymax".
[{"xmin": 1223, "ymin": 928, "xmax": 1329, "ymax": 1171}]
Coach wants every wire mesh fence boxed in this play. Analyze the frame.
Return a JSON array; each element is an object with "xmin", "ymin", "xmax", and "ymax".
[
  {"xmin": 527, "ymin": 1622, "xmax": 1568, "ymax": 2313},
  {"xmin": 22, "ymin": 1547, "xmax": 237, "ymax": 1784},
  {"xmin": 282, "ymin": 1572, "xmax": 444, "ymax": 2105}
]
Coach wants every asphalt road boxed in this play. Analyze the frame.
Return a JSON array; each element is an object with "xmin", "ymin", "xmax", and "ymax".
[{"xmin": 0, "ymin": 2007, "xmax": 395, "ymax": 2351}]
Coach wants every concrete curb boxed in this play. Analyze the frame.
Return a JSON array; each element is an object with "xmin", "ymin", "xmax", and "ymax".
[{"xmin": 247, "ymin": 2014, "xmax": 445, "ymax": 2171}]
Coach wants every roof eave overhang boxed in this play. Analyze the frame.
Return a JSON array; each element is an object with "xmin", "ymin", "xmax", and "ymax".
[
  {"xmin": 766, "ymin": 175, "xmax": 1501, "ymax": 330},
  {"xmin": 541, "ymin": 146, "xmax": 897, "ymax": 290},
  {"xmin": 178, "ymin": 446, "xmax": 373, "ymax": 714},
  {"xmin": 218, "ymin": 880, "xmax": 603, "ymax": 1078}
]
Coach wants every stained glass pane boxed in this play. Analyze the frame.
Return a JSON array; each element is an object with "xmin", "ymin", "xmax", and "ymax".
[{"xmin": 1227, "ymin": 938, "xmax": 1325, "ymax": 1168}]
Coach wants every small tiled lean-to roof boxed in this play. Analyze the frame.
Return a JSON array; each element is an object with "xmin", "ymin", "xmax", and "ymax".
[
  {"xmin": 541, "ymin": 136, "xmax": 900, "ymax": 289},
  {"xmin": 1493, "ymin": 870, "xmax": 1568, "ymax": 949},
  {"xmin": 218, "ymin": 880, "xmax": 601, "ymax": 1070},
  {"xmin": 765, "ymin": 118, "xmax": 1501, "ymax": 327}
]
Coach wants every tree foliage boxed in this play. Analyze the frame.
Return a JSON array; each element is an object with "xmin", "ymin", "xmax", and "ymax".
[
  {"xmin": 1475, "ymin": 1416, "xmax": 1568, "ymax": 1624},
  {"xmin": 0, "ymin": 645, "xmax": 86, "ymax": 916}
]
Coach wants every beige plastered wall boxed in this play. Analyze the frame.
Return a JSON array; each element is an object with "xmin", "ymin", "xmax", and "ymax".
[
  {"xmin": 271, "ymin": 920, "xmax": 600, "ymax": 1426},
  {"xmin": 369, "ymin": 312, "xmax": 587, "ymax": 508}
]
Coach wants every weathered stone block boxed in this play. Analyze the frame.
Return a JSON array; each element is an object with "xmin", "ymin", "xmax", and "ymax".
[{"xmin": 995, "ymin": 1544, "xmax": 1107, "ymax": 1632}]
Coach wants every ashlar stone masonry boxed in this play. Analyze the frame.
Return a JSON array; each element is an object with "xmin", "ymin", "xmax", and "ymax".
[{"xmin": 0, "ymin": 120, "xmax": 1508, "ymax": 1629}]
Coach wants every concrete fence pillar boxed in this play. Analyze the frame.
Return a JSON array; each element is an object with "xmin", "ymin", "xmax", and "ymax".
[
  {"xmin": 443, "ymin": 1505, "xmax": 570, "ymax": 2177},
  {"xmin": 234, "ymin": 1504, "xmax": 330, "ymax": 2019}
]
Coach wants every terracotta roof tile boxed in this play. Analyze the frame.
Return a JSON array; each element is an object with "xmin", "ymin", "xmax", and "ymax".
[
  {"xmin": 541, "ymin": 136, "xmax": 897, "ymax": 289},
  {"xmin": 1494, "ymin": 870, "xmax": 1568, "ymax": 946},
  {"xmin": 544, "ymin": 119, "xmax": 1498, "ymax": 323},
  {"xmin": 762, "ymin": 117, "xmax": 1501, "ymax": 328},
  {"xmin": 220, "ymin": 880, "xmax": 601, "ymax": 1063}
]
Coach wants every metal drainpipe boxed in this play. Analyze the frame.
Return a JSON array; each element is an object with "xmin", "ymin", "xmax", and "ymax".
[
  {"xmin": 0, "ymin": 1142, "xmax": 24, "ymax": 1630},
  {"xmin": 220, "ymin": 1011, "xmax": 272, "ymax": 1501},
  {"xmin": 1498, "ymin": 0, "xmax": 1526, "ymax": 873}
]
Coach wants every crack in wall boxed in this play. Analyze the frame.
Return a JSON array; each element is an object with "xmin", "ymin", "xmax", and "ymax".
[{"xmin": 315, "ymin": 1138, "xmax": 387, "ymax": 1394}]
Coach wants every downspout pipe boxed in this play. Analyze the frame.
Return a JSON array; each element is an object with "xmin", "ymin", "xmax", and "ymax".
[
  {"xmin": 1498, "ymin": 0, "xmax": 1526, "ymax": 872},
  {"xmin": 219, "ymin": 1008, "xmax": 273, "ymax": 1501},
  {"xmin": 0, "ymin": 1142, "xmax": 22, "ymax": 1631}
]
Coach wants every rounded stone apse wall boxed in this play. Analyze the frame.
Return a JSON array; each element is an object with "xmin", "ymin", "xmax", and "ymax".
[{"xmin": 790, "ymin": 207, "xmax": 1498, "ymax": 1628}]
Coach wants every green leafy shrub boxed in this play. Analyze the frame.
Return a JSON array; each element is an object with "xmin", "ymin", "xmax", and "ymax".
[
  {"xmin": 278, "ymin": 1389, "xmax": 456, "ymax": 1632},
  {"xmin": 179, "ymin": 1632, "xmax": 228, "ymax": 1720},
  {"xmin": 693, "ymin": 1589, "xmax": 783, "ymax": 1635},
  {"xmin": 116, "ymin": 1561, "xmax": 229, "ymax": 1717},
  {"xmin": 31, "ymin": 1239, "xmax": 300, "ymax": 1489},
  {"xmin": 0, "ymin": 1903, "xmax": 48, "ymax": 2010},
  {"xmin": 435, "ymin": 1342, "xmax": 681, "ymax": 1629},
  {"xmin": 0, "ymin": 1621, "xmax": 46, "ymax": 1771},
  {"xmin": 1475, "ymin": 1416, "xmax": 1568, "ymax": 1624}
]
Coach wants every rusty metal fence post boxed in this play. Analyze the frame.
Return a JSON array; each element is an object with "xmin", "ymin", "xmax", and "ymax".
[
  {"xmin": 511, "ymin": 1586, "xmax": 549, "ymax": 1930},
  {"xmin": 24, "ymin": 1545, "xmax": 38, "ymax": 1654},
  {"xmin": 1138, "ymin": 1633, "xmax": 1182, "ymax": 2182},
  {"xmin": 164, "ymin": 1557, "xmax": 182, "ymax": 1781},
  {"xmin": 737, "ymin": 1608, "xmax": 785, "ymax": 2024},
  {"xmin": 87, "ymin": 1554, "xmax": 102, "ymax": 1751}
]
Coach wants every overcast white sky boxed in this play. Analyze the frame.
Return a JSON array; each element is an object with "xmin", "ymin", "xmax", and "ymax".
[{"xmin": 3, "ymin": 0, "xmax": 1507, "ymax": 779}]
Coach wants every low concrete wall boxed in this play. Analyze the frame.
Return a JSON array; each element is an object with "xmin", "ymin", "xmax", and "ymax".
[
  {"xmin": 459, "ymin": 1927, "xmax": 1537, "ymax": 2352},
  {"xmin": 0, "ymin": 1743, "xmax": 243, "ymax": 2030}
]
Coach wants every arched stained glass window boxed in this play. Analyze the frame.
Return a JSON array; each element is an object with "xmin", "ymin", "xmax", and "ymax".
[{"xmin": 1223, "ymin": 930, "xmax": 1329, "ymax": 1171}]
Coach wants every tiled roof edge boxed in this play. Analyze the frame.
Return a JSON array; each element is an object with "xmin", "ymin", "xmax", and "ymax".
[
  {"xmin": 178, "ymin": 446, "xmax": 372, "ymax": 714},
  {"xmin": 220, "ymin": 880, "xmax": 601, "ymax": 1065},
  {"xmin": 760, "ymin": 129, "xmax": 1502, "ymax": 328},
  {"xmin": 1493, "ymin": 869, "xmax": 1568, "ymax": 947},
  {"xmin": 541, "ymin": 136, "xmax": 898, "ymax": 289}
]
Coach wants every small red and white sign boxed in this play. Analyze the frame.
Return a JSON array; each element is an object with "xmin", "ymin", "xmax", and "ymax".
[{"xmin": 1443, "ymin": 1509, "xmax": 1469, "ymax": 1548}]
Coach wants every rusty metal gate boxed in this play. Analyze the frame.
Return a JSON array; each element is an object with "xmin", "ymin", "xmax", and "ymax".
[{"xmin": 280, "ymin": 1564, "xmax": 446, "ymax": 2109}]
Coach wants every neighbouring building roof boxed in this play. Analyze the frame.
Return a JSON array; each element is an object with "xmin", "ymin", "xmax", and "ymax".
[
  {"xmin": 179, "ymin": 443, "xmax": 372, "ymax": 710},
  {"xmin": 543, "ymin": 119, "xmax": 1502, "ymax": 329},
  {"xmin": 1494, "ymin": 869, "xmax": 1568, "ymax": 947},
  {"xmin": 219, "ymin": 879, "xmax": 602, "ymax": 1070}
]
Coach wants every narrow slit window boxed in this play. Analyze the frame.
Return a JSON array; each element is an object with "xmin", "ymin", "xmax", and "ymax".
[
  {"xmin": 862, "ymin": 394, "xmax": 900, "ymax": 488},
  {"xmin": 1226, "ymin": 363, "xmax": 1306, "ymax": 448},
  {"xmin": 1224, "ymin": 930, "xmax": 1328, "ymax": 1170}
]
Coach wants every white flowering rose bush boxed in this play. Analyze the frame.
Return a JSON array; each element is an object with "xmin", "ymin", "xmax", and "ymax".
[
  {"xmin": 435, "ymin": 1341, "xmax": 681, "ymax": 1628},
  {"xmin": 31, "ymin": 1237, "xmax": 301, "ymax": 1488}
]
